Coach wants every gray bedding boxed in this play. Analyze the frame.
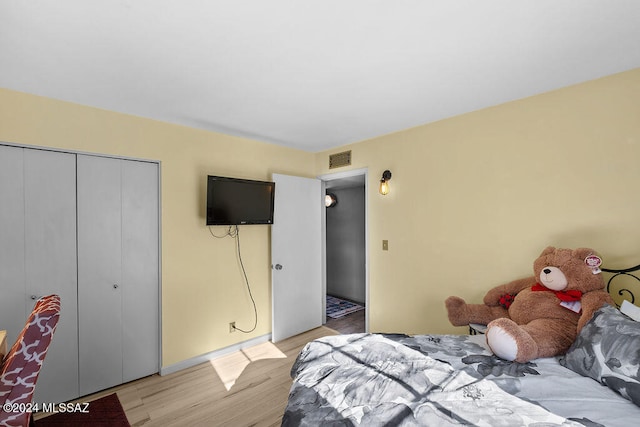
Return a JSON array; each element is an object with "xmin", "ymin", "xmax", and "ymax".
[{"xmin": 283, "ymin": 333, "xmax": 640, "ymax": 426}]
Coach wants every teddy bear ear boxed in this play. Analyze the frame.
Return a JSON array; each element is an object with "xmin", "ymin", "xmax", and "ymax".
[
  {"xmin": 573, "ymin": 247, "xmax": 598, "ymax": 260},
  {"xmin": 540, "ymin": 246, "xmax": 556, "ymax": 256}
]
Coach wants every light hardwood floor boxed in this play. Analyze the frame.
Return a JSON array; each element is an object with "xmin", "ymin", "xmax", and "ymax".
[
  {"xmin": 35, "ymin": 326, "xmax": 338, "ymax": 426},
  {"xmin": 324, "ymin": 308, "xmax": 365, "ymax": 334}
]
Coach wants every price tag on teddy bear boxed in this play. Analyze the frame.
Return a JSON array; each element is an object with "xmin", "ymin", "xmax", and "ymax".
[
  {"xmin": 585, "ymin": 255, "xmax": 602, "ymax": 275},
  {"xmin": 560, "ymin": 300, "xmax": 582, "ymax": 313}
]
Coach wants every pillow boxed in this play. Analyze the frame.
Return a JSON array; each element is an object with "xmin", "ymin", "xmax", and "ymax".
[
  {"xmin": 621, "ymin": 299, "xmax": 640, "ymax": 321},
  {"xmin": 560, "ymin": 304, "xmax": 640, "ymax": 407}
]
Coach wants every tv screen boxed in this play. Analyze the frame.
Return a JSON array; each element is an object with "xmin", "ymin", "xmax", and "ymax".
[{"xmin": 206, "ymin": 175, "xmax": 275, "ymax": 225}]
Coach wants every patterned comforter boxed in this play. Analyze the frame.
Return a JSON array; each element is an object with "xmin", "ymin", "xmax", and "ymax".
[{"xmin": 283, "ymin": 333, "xmax": 640, "ymax": 426}]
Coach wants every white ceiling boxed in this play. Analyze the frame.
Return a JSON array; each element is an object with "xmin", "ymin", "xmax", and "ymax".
[{"xmin": 2, "ymin": 1, "xmax": 639, "ymax": 152}]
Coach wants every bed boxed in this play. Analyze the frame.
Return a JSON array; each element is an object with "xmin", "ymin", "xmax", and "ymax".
[{"xmin": 282, "ymin": 264, "xmax": 640, "ymax": 426}]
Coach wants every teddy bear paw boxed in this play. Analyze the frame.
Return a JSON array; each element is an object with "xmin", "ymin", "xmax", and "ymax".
[
  {"xmin": 486, "ymin": 318, "xmax": 538, "ymax": 363},
  {"xmin": 444, "ymin": 296, "xmax": 469, "ymax": 326},
  {"xmin": 486, "ymin": 323, "xmax": 519, "ymax": 361}
]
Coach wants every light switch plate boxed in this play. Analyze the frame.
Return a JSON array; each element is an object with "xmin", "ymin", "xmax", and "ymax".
[{"xmin": 382, "ymin": 240, "xmax": 388, "ymax": 251}]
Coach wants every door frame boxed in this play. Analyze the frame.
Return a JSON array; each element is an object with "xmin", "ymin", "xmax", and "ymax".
[{"xmin": 318, "ymin": 167, "xmax": 369, "ymax": 332}]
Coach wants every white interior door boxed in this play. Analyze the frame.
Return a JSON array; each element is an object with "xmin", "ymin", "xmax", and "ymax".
[{"xmin": 271, "ymin": 174, "xmax": 322, "ymax": 342}]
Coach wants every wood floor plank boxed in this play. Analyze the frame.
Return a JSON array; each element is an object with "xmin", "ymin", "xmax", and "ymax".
[{"xmin": 36, "ymin": 326, "xmax": 339, "ymax": 426}]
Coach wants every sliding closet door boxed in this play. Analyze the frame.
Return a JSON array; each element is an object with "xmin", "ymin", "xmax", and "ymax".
[
  {"xmin": 24, "ymin": 149, "xmax": 78, "ymax": 403},
  {"xmin": 77, "ymin": 155, "xmax": 124, "ymax": 395},
  {"xmin": 2, "ymin": 145, "xmax": 158, "ymax": 400},
  {"xmin": 0, "ymin": 146, "xmax": 78, "ymax": 403},
  {"xmin": 121, "ymin": 159, "xmax": 159, "ymax": 382},
  {"xmin": 0, "ymin": 145, "xmax": 27, "ymax": 341},
  {"xmin": 77, "ymin": 154, "xmax": 159, "ymax": 396}
]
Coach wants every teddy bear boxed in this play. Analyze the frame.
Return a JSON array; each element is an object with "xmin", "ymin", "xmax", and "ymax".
[{"xmin": 445, "ymin": 246, "xmax": 613, "ymax": 363}]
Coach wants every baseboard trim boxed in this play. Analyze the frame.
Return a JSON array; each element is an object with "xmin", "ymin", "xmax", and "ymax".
[{"xmin": 160, "ymin": 333, "xmax": 272, "ymax": 376}]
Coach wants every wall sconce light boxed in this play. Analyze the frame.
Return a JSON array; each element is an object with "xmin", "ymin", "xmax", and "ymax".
[
  {"xmin": 379, "ymin": 170, "xmax": 392, "ymax": 195},
  {"xmin": 325, "ymin": 193, "xmax": 338, "ymax": 208}
]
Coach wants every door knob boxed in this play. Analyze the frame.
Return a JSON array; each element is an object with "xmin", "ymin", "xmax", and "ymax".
[
  {"xmin": 273, "ymin": 264, "xmax": 283, "ymax": 270},
  {"xmin": 113, "ymin": 284, "xmax": 119, "ymax": 289}
]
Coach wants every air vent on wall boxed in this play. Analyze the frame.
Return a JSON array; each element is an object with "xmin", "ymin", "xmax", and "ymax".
[{"xmin": 329, "ymin": 150, "xmax": 352, "ymax": 169}]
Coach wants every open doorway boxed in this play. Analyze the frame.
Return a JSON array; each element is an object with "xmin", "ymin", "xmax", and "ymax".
[{"xmin": 319, "ymin": 169, "xmax": 368, "ymax": 334}]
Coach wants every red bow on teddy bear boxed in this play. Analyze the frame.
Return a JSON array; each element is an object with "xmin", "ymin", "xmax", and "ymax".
[{"xmin": 530, "ymin": 283, "xmax": 582, "ymax": 302}]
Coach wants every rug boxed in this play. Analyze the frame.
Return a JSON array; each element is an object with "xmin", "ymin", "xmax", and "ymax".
[
  {"xmin": 326, "ymin": 295, "xmax": 364, "ymax": 319},
  {"xmin": 34, "ymin": 393, "xmax": 130, "ymax": 426}
]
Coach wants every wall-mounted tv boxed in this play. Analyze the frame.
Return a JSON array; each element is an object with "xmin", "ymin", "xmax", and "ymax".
[{"xmin": 206, "ymin": 175, "xmax": 275, "ymax": 225}]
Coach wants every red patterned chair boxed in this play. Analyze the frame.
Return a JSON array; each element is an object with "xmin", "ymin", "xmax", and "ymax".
[{"xmin": 0, "ymin": 295, "xmax": 61, "ymax": 427}]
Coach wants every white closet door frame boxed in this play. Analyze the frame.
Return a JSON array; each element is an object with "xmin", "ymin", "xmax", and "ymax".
[{"xmin": 1, "ymin": 141, "xmax": 162, "ymax": 398}]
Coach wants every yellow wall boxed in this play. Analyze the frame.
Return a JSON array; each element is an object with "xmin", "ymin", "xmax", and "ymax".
[
  {"xmin": 0, "ymin": 88, "xmax": 315, "ymax": 366},
  {"xmin": 2, "ymin": 68, "xmax": 639, "ymax": 366},
  {"xmin": 315, "ymin": 68, "xmax": 640, "ymax": 334}
]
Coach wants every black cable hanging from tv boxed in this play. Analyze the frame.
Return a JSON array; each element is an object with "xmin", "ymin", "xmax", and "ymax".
[
  {"xmin": 232, "ymin": 225, "xmax": 258, "ymax": 333},
  {"xmin": 209, "ymin": 225, "xmax": 258, "ymax": 333}
]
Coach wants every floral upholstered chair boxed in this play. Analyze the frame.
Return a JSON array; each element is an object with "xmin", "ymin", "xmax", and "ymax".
[{"xmin": 0, "ymin": 295, "xmax": 61, "ymax": 427}]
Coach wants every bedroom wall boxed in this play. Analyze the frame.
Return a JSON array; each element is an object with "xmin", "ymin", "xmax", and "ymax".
[
  {"xmin": 0, "ymin": 88, "xmax": 315, "ymax": 366},
  {"xmin": 3, "ymin": 67, "xmax": 638, "ymax": 362},
  {"xmin": 315, "ymin": 68, "xmax": 640, "ymax": 335},
  {"xmin": 326, "ymin": 185, "xmax": 366, "ymax": 303}
]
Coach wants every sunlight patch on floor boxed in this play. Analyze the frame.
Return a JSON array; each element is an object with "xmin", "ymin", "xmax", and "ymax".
[{"xmin": 209, "ymin": 341, "xmax": 287, "ymax": 391}]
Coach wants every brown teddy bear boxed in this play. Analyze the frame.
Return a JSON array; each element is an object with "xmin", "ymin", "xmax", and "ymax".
[{"xmin": 445, "ymin": 246, "xmax": 613, "ymax": 363}]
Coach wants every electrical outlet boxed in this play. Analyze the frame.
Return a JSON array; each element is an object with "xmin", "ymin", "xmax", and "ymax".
[{"xmin": 229, "ymin": 322, "xmax": 236, "ymax": 333}]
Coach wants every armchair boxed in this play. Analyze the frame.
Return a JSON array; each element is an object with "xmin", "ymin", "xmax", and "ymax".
[{"xmin": 0, "ymin": 295, "xmax": 61, "ymax": 427}]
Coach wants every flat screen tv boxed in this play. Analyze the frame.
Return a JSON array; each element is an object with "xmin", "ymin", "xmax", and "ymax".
[{"xmin": 206, "ymin": 175, "xmax": 275, "ymax": 225}]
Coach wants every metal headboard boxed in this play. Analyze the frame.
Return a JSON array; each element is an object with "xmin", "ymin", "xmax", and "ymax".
[{"xmin": 602, "ymin": 264, "xmax": 640, "ymax": 306}]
